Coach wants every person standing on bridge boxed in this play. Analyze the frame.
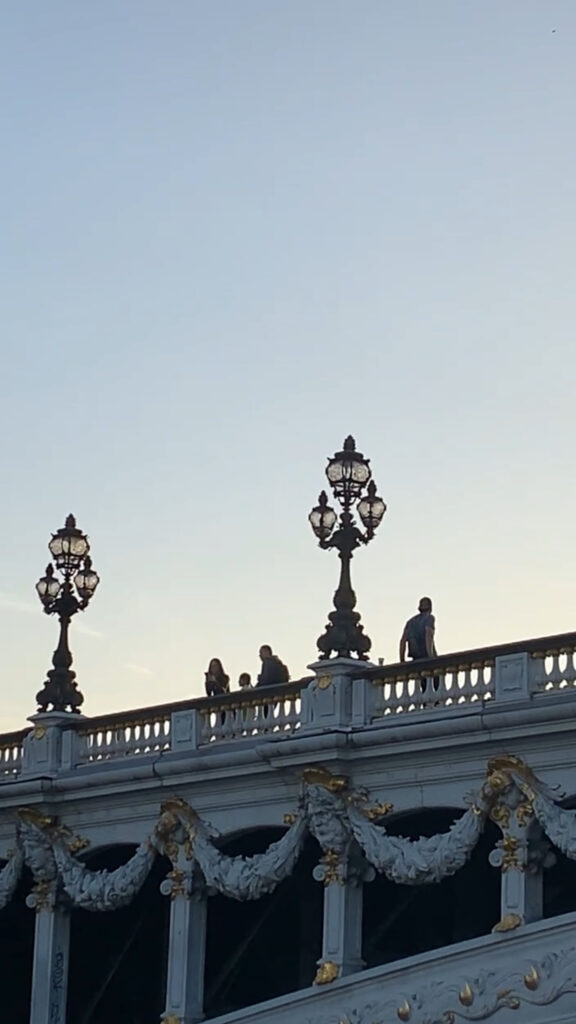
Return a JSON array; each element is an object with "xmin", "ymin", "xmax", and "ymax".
[
  {"xmin": 256, "ymin": 645, "xmax": 290, "ymax": 687},
  {"xmin": 399, "ymin": 597, "xmax": 437, "ymax": 663},
  {"xmin": 204, "ymin": 658, "xmax": 230, "ymax": 696}
]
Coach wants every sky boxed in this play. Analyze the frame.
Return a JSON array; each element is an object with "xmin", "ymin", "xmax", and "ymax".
[{"xmin": 1, "ymin": 1, "xmax": 575, "ymax": 731}]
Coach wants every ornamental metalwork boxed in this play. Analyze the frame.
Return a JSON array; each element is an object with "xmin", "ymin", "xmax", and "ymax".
[
  {"xmin": 309, "ymin": 436, "xmax": 386, "ymax": 660},
  {"xmin": 35, "ymin": 514, "xmax": 100, "ymax": 712}
]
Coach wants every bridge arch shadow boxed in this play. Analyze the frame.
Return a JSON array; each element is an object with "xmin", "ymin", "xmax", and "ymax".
[
  {"xmin": 204, "ymin": 826, "xmax": 322, "ymax": 1019},
  {"xmin": 66, "ymin": 843, "xmax": 171, "ymax": 1024},
  {"xmin": 362, "ymin": 807, "xmax": 501, "ymax": 969},
  {"xmin": 0, "ymin": 860, "xmax": 34, "ymax": 1022}
]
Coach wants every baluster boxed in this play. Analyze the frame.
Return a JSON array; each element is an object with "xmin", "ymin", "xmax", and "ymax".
[
  {"xmin": 565, "ymin": 647, "xmax": 573, "ymax": 688},
  {"xmin": 458, "ymin": 666, "xmax": 471, "ymax": 702},
  {"xmin": 484, "ymin": 661, "xmax": 495, "ymax": 700},
  {"xmin": 547, "ymin": 651, "xmax": 563, "ymax": 689}
]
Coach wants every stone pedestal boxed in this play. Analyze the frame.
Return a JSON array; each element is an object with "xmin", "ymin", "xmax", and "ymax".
[
  {"xmin": 161, "ymin": 868, "xmax": 207, "ymax": 1024},
  {"xmin": 22, "ymin": 712, "xmax": 84, "ymax": 777},
  {"xmin": 27, "ymin": 894, "xmax": 70, "ymax": 1024},
  {"xmin": 302, "ymin": 658, "xmax": 377, "ymax": 731}
]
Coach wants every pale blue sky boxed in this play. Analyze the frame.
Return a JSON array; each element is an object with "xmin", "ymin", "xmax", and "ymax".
[{"xmin": 1, "ymin": 1, "xmax": 575, "ymax": 730}]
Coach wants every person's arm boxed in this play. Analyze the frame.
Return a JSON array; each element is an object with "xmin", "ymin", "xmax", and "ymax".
[
  {"xmin": 399, "ymin": 625, "xmax": 408, "ymax": 663},
  {"xmin": 425, "ymin": 616, "xmax": 436, "ymax": 658}
]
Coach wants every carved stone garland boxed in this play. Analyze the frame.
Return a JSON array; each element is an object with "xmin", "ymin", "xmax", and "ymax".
[
  {"xmin": 0, "ymin": 847, "xmax": 23, "ymax": 909},
  {"xmin": 4, "ymin": 754, "xmax": 576, "ymax": 918}
]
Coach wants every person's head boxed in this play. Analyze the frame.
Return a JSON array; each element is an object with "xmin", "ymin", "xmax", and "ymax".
[
  {"xmin": 238, "ymin": 672, "xmax": 251, "ymax": 688},
  {"xmin": 208, "ymin": 657, "xmax": 225, "ymax": 676},
  {"xmin": 418, "ymin": 597, "xmax": 432, "ymax": 614},
  {"xmin": 259, "ymin": 644, "xmax": 273, "ymax": 661}
]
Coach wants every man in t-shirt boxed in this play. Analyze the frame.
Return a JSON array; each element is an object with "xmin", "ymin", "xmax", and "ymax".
[{"xmin": 399, "ymin": 597, "xmax": 437, "ymax": 663}]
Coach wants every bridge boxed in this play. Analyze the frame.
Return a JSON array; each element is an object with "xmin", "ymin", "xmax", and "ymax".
[{"xmin": 2, "ymin": 631, "xmax": 576, "ymax": 1023}]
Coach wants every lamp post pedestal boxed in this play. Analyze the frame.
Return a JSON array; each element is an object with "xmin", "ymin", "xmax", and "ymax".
[
  {"xmin": 302, "ymin": 659, "xmax": 379, "ymax": 731},
  {"xmin": 22, "ymin": 712, "xmax": 85, "ymax": 778}
]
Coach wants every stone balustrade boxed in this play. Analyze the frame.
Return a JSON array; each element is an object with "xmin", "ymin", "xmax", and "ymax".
[
  {"xmin": 2, "ymin": 631, "xmax": 576, "ymax": 781},
  {"xmin": 356, "ymin": 630, "xmax": 576, "ymax": 715},
  {"xmin": 0, "ymin": 728, "xmax": 27, "ymax": 777}
]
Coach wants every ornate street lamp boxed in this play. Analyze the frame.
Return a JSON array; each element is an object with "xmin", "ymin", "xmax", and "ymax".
[
  {"xmin": 309, "ymin": 436, "xmax": 386, "ymax": 660},
  {"xmin": 35, "ymin": 514, "xmax": 100, "ymax": 712}
]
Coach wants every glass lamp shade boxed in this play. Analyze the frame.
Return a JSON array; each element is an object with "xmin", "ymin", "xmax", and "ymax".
[
  {"xmin": 49, "ymin": 514, "xmax": 89, "ymax": 574},
  {"xmin": 308, "ymin": 491, "xmax": 337, "ymax": 541},
  {"xmin": 35, "ymin": 564, "xmax": 61, "ymax": 606},
  {"xmin": 358, "ymin": 480, "xmax": 387, "ymax": 534},
  {"xmin": 326, "ymin": 435, "xmax": 371, "ymax": 503},
  {"xmin": 74, "ymin": 556, "xmax": 100, "ymax": 602}
]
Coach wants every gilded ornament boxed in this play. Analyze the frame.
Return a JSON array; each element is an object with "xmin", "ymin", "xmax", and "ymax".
[
  {"xmin": 314, "ymin": 960, "xmax": 340, "ymax": 985},
  {"xmin": 484, "ymin": 770, "xmax": 512, "ymax": 796},
  {"xmin": 486, "ymin": 754, "xmax": 540, "ymax": 802},
  {"xmin": 505, "ymin": 995, "xmax": 521, "ymax": 1010},
  {"xmin": 302, "ymin": 766, "xmax": 349, "ymax": 793},
  {"xmin": 364, "ymin": 801, "xmax": 393, "ymax": 821},
  {"xmin": 489, "ymin": 802, "xmax": 511, "ymax": 830},
  {"xmin": 524, "ymin": 966, "xmax": 539, "ymax": 991},
  {"xmin": 18, "ymin": 807, "xmax": 56, "ymax": 831},
  {"xmin": 34, "ymin": 726, "xmax": 46, "ymax": 740},
  {"xmin": 67, "ymin": 835, "xmax": 90, "ymax": 855},
  {"xmin": 166, "ymin": 869, "xmax": 187, "ymax": 898},
  {"xmin": 492, "ymin": 913, "xmax": 523, "ymax": 933},
  {"xmin": 155, "ymin": 814, "xmax": 179, "ymax": 865},
  {"xmin": 160, "ymin": 796, "xmax": 199, "ymax": 823},
  {"xmin": 516, "ymin": 801, "xmax": 533, "ymax": 827},
  {"xmin": 162, "ymin": 1017, "xmax": 183, "ymax": 1024},
  {"xmin": 500, "ymin": 835, "xmax": 522, "ymax": 873},
  {"xmin": 283, "ymin": 812, "xmax": 298, "ymax": 826},
  {"xmin": 30, "ymin": 880, "xmax": 54, "ymax": 912},
  {"xmin": 397, "ymin": 998, "xmax": 411, "ymax": 1021},
  {"xmin": 319, "ymin": 850, "xmax": 344, "ymax": 886},
  {"xmin": 317, "ymin": 675, "xmax": 333, "ymax": 690},
  {"xmin": 458, "ymin": 982, "xmax": 474, "ymax": 1006}
]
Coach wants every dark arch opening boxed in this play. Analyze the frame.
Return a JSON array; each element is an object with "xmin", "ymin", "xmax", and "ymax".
[
  {"xmin": 0, "ymin": 863, "xmax": 34, "ymax": 1024},
  {"xmin": 204, "ymin": 827, "xmax": 322, "ymax": 1019},
  {"xmin": 66, "ymin": 844, "xmax": 170, "ymax": 1024},
  {"xmin": 362, "ymin": 807, "xmax": 501, "ymax": 969}
]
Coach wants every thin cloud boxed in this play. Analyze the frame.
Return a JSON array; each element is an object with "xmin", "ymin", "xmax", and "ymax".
[
  {"xmin": 75, "ymin": 622, "xmax": 104, "ymax": 639},
  {"xmin": 0, "ymin": 593, "xmax": 37, "ymax": 615},
  {"xmin": 0, "ymin": 592, "xmax": 103, "ymax": 638},
  {"xmin": 124, "ymin": 662, "xmax": 153, "ymax": 677}
]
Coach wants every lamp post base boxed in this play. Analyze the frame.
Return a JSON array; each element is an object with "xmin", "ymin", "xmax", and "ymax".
[
  {"xmin": 36, "ymin": 668, "xmax": 84, "ymax": 714},
  {"xmin": 317, "ymin": 609, "xmax": 372, "ymax": 661}
]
